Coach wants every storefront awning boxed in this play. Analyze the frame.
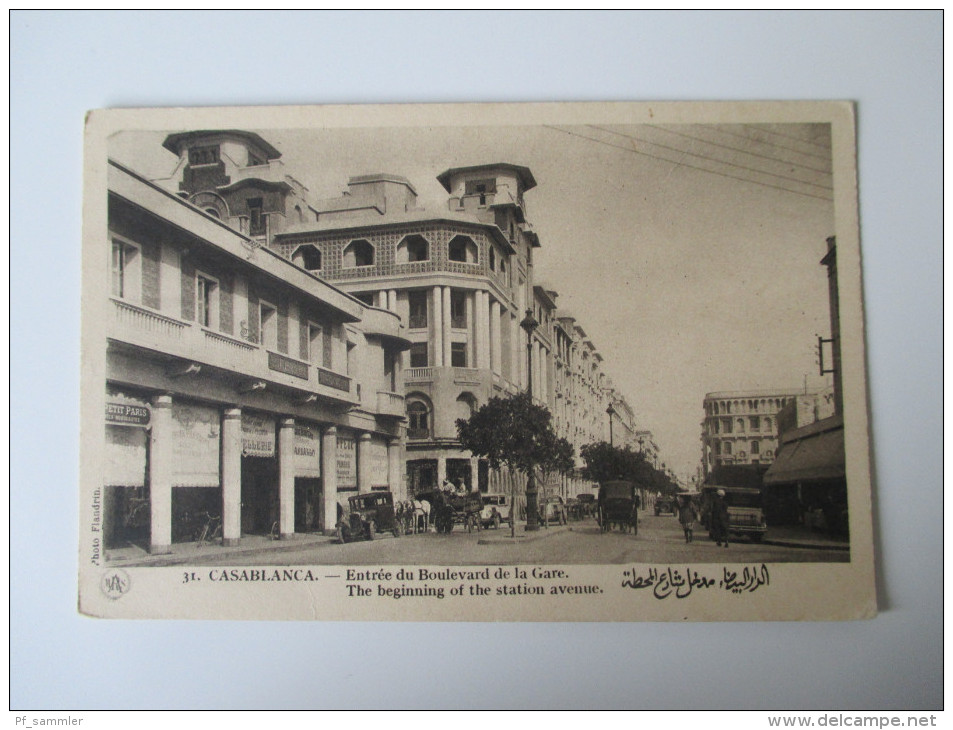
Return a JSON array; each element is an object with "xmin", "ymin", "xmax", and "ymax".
[{"xmin": 764, "ymin": 423, "xmax": 845, "ymax": 485}]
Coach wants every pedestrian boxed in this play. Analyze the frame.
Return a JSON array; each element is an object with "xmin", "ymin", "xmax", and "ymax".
[
  {"xmin": 676, "ymin": 495, "xmax": 698, "ymax": 544},
  {"xmin": 441, "ymin": 477, "xmax": 454, "ymax": 494},
  {"xmin": 710, "ymin": 489, "xmax": 730, "ymax": 548}
]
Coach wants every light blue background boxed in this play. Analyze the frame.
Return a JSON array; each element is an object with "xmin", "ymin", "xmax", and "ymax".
[{"xmin": 10, "ymin": 10, "xmax": 942, "ymax": 710}]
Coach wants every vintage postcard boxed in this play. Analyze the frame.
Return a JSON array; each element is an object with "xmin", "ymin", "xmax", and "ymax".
[{"xmin": 79, "ymin": 101, "xmax": 875, "ymax": 621}]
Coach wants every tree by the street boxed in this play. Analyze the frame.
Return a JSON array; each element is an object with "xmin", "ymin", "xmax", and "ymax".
[
  {"xmin": 455, "ymin": 392, "xmax": 575, "ymax": 479},
  {"xmin": 580, "ymin": 441, "xmax": 677, "ymax": 495}
]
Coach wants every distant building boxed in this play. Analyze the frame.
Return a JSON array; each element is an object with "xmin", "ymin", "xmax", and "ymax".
[{"xmin": 700, "ymin": 389, "xmax": 810, "ymax": 478}]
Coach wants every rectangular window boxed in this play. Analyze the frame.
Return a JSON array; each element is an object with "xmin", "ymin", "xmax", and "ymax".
[
  {"xmin": 450, "ymin": 290, "xmax": 467, "ymax": 329},
  {"xmin": 409, "ymin": 343, "xmax": 428, "ymax": 368},
  {"xmin": 408, "ymin": 291, "xmax": 428, "ymax": 329},
  {"xmin": 188, "ymin": 145, "xmax": 220, "ymax": 165},
  {"xmin": 721, "ymin": 418, "xmax": 733, "ymax": 434},
  {"xmin": 451, "ymin": 342, "xmax": 467, "ymax": 367},
  {"xmin": 196, "ymin": 273, "xmax": 219, "ymax": 329},
  {"xmin": 248, "ymin": 197, "xmax": 266, "ymax": 236},
  {"xmin": 111, "ymin": 238, "xmax": 141, "ymax": 302},
  {"xmin": 751, "ymin": 440, "xmax": 760, "ymax": 455},
  {"xmin": 259, "ymin": 300, "xmax": 277, "ymax": 350},
  {"xmin": 749, "ymin": 416, "xmax": 760, "ymax": 430}
]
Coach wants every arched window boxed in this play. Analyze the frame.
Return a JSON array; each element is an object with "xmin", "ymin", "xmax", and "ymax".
[
  {"xmin": 723, "ymin": 442, "xmax": 732, "ymax": 456},
  {"xmin": 407, "ymin": 396, "xmax": 432, "ymax": 439},
  {"xmin": 291, "ymin": 244, "xmax": 322, "ymax": 271},
  {"xmin": 343, "ymin": 239, "xmax": 375, "ymax": 267},
  {"xmin": 736, "ymin": 418, "xmax": 745, "ymax": 432},
  {"xmin": 396, "ymin": 234, "xmax": 429, "ymax": 263},
  {"xmin": 448, "ymin": 235, "xmax": 478, "ymax": 263},
  {"xmin": 489, "ymin": 248, "xmax": 496, "ymax": 271}
]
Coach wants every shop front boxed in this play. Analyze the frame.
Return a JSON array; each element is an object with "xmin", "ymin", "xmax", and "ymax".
[{"xmin": 103, "ymin": 391, "xmax": 151, "ymax": 549}]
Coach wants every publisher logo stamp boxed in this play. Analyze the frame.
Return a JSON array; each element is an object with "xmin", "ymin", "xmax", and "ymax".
[{"xmin": 100, "ymin": 569, "xmax": 131, "ymax": 600}]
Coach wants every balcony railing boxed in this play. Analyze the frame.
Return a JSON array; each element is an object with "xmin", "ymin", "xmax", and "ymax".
[
  {"xmin": 406, "ymin": 367, "xmax": 433, "ymax": 381},
  {"xmin": 109, "ymin": 297, "xmax": 359, "ymax": 406}
]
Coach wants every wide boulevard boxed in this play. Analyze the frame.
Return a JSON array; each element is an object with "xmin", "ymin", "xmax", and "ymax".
[{"xmin": 194, "ymin": 512, "xmax": 849, "ymax": 566}]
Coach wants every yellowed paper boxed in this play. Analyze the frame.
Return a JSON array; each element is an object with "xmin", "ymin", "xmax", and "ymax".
[{"xmin": 79, "ymin": 101, "xmax": 874, "ymax": 621}]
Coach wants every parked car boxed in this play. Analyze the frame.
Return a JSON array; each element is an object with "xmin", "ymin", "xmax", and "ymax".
[
  {"xmin": 654, "ymin": 496, "xmax": 676, "ymax": 516},
  {"xmin": 699, "ymin": 486, "xmax": 767, "ymax": 542},
  {"xmin": 540, "ymin": 495, "xmax": 568, "ymax": 526},
  {"xmin": 480, "ymin": 493, "xmax": 512, "ymax": 529},
  {"xmin": 337, "ymin": 491, "xmax": 402, "ymax": 543}
]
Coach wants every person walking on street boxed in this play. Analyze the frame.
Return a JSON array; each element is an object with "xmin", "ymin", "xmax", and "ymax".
[
  {"xmin": 676, "ymin": 494, "xmax": 698, "ymax": 544},
  {"xmin": 711, "ymin": 489, "xmax": 730, "ymax": 548}
]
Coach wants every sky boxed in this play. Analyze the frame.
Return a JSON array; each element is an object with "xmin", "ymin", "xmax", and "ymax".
[{"xmin": 110, "ymin": 120, "xmax": 836, "ymax": 483}]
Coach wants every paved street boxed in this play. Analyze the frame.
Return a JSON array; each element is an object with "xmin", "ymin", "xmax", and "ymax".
[{"xmin": 168, "ymin": 512, "xmax": 848, "ymax": 567}]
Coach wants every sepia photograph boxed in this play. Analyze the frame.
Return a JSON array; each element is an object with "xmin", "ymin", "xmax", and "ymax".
[{"xmin": 80, "ymin": 101, "xmax": 874, "ymax": 621}]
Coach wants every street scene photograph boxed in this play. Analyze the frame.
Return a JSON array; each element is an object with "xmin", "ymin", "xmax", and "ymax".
[{"xmin": 87, "ymin": 104, "xmax": 863, "ymax": 576}]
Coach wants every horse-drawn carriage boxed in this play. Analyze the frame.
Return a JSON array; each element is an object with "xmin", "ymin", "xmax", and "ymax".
[
  {"xmin": 597, "ymin": 480, "xmax": 638, "ymax": 534},
  {"xmin": 414, "ymin": 489, "xmax": 483, "ymax": 533}
]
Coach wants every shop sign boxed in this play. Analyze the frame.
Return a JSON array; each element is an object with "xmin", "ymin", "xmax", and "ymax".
[
  {"xmin": 368, "ymin": 438, "xmax": 389, "ymax": 487},
  {"xmin": 105, "ymin": 401, "xmax": 151, "ymax": 427},
  {"xmin": 104, "ymin": 425, "xmax": 147, "ymax": 487},
  {"xmin": 336, "ymin": 434, "xmax": 356, "ymax": 488},
  {"xmin": 242, "ymin": 413, "xmax": 276, "ymax": 458},
  {"xmin": 294, "ymin": 424, "xmax": 321, "ymax": 478},
  {"xmin": 170, "ymin": 403, "xmax": 220, "ymax": 487}
]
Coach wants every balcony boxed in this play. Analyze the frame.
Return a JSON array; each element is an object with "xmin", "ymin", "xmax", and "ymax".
[
  {"xmin": 109, "ymin": 297, "xmax": 360, "ymax": 406},
  {"xmin": 376, "ymin": 390, "xmax": 406, "ymax": 418}
]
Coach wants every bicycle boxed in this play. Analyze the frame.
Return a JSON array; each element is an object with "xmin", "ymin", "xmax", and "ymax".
[{"xmin": 194, "ymin": 511, "xmax": 223, "ymax": 544}]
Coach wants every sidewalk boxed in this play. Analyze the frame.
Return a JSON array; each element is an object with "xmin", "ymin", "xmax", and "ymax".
[
  {"xmin": 760, "ymin": 524, "xmax": 850, "ymax": 551},
  {"xmin": 105, "ymin": 531, "xmax": 338, "ymax": 568}
]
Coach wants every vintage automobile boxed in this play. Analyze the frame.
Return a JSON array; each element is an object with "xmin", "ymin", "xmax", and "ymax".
[
  {"xmin": 654, "ymin": 495, "xmax": 676, "ymax": 516},
  {"xmin": 576, "ymin": 493, "xmax": 596, "ymax": 517},
  {"xmin": 699, "ymin": 485, "xmax": 767, "ymax": 542},
  {"xmin": 539, "ymin": 495, "xmax": 568, "ymax": 526},
  {"xmin": 598, "ymin": 480, "xmax": 638, "ymax": 534},
  {"xmin": 480, "ymin": 493, "xmax": 512, "ymax": 529},
  {"xmin": 336, "ymin": 491, "xmax": 402, "ymax": 543}
]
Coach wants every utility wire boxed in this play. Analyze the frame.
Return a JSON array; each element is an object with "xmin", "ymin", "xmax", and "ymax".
[
  {"xmin": 543, "ymin": 125, "xmax": 833, "ymax": 203},
  {"xmin": 589, "ymin": 125, "xmax": 833, "ymax": 191},
  {"xmin": 713, "ymin": 125, "xmax": 833, "ymax": 163},
  {"xmin": 742, "ymin": 123, "xmax": 832, "ymax": 151},
  {"xmin": 645, "ymin": 124, "xmax": 833, "ymax": 176}
]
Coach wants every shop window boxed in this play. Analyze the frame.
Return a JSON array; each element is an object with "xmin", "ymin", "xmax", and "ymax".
[
  {"xmin": 409, "ymin": 343, "xmax": 428, "ymax": 368},
  {"xmin": 451, "ymin": 342, "xmax": 467, "ymax": 367},
  {"xmin": 408, "ymin": 290, "xmax": 428, "ymax": 329},
  {"xmin": 407, "ymin": 399, "xmax": 431, "ymax": 439},
  {"xmin": 259, "ymin": 300, "xmax": 277, "ymax": 350},
  {"xmin": 448, "ymin": 235, "xmax": 478, "ymax": 263},
  {"xmin": 397, "ymin": 235, "xmax": 429, "ymax": 263},
  {"xmin": 292, "ymin": 244, "xmax": 321, "ymax": 271},
  {"xmin": 248, "ymin": 198, "xmax": 266, "ymax": 236},
  {"xmin": 111, "ymin": 238, "xmax": 142, "ymax": 302},
  {"xmin": 343, "ymin": 239, "xmax": 375, "ymax": 267},
  {"xmin": 450, "ymin": 289, "xmax": 467, "ymax": 329},
  {"xmin": 196, "ymin": 272, "xmax": 219, "ymax": 329}
]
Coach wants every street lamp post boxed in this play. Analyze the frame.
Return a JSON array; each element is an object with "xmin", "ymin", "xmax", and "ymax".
[
  {"xmin": 521, "ymin": 308, "xmax": 540, "ymax": 532},
  {"xmin": 606, "ymin": 403, "xmax": 616, "ymax": 447}
]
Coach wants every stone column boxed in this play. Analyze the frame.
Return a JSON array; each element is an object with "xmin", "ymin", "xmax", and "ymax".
[
  {"xmin": 442, "ymin": 286, "xmax": 452, "ymax": 367},
  {"xmin": 473, "ymin": 290, "xmax": 486, "ymax": 369},
  {"xmin": 159, "ymin": 243, "xmax": 181, "ymax": 317},
  {"xmin": 388, "ymin": 438, "xmax": 403, "ymax": 501},
  {"xmin": 432, "ymin": 286, "xmax": 443, "ymax": 367},
  {"xmin": 357, "ymin": 432, "xmax": 372, "ymax": 493},
  {"xmin": 221, "ymin": 407, "xmax": 242, "ymax": 547},
  {"xmin": 148, "ymin": 394, "xmax": 173, "ymax": 554},
  {"xmin": 321, "ymin": 426, "xmax": 338, "ymax": 533},
  {"xmin": 470, "ymin": 457, "xmax": 480, "ymax": 491},
  {"xmin": 511, "ymin": 313, "xmax": 521, "ymax": 389},
  {"xmin": 278, "ymin": 418, "xmax": 295, "ymax": 540},
  {"xmin": 533, "ymin": 340, "xmax": 541, "ymax": 400},
  {"xmin": 437, "ymin": 457, "xmax": 447, "ymax": 488},
  {"xmin": 490, "ymin": 299, "xmax": 501, "ymax": 374},
  {"xmin": 388, "ymin": 289, "xmax": 397, "ymax": 313},
  {"xmin": 466, "ymin": 290, "xmax": 475, "ymax": 367}
]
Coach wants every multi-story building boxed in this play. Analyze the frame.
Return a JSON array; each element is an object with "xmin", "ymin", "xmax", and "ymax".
[
  {"xmin": 700, "ymin": 389, "xmax": 807, "ymax": 478},
  {"xmin": 143, "ymin": 129, "xmax": 640, "ymax": 503},
  {"xmin": 102, "ymin": 157, "xmax": 410, "ymax": 554}
]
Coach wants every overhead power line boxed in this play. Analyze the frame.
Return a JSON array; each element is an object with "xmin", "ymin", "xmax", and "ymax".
[
  {"xmin": 741, "ymin": 123, "xmax": 832, "ymax": 151},
  {"xmin": 713, "ymin": 125, "xmax": 833, "ymax": 163},
  {"xmin": 542, "ymin": 126, "xmax": 833, "ymax": 202},
  {"xmin": 645, "ymin": 124, "xmax": 833, "ymax": 176},
  {"xmin": 588, "ymin": 125, "xmax": 833, "ymax": 192}
]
